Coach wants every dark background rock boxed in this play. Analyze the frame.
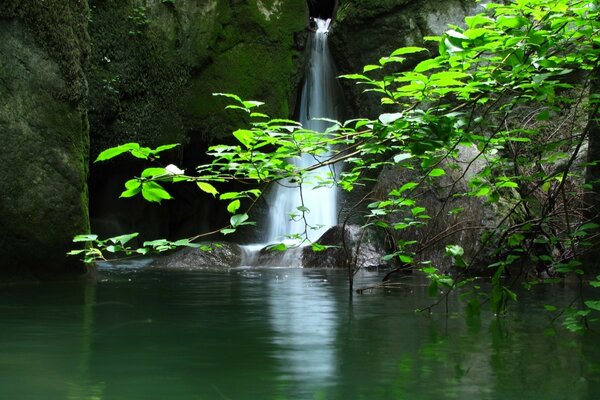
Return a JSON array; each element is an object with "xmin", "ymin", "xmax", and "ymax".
[{"xmin": 0, "ymin": 1, "xmax": 91, "ymax": 277}]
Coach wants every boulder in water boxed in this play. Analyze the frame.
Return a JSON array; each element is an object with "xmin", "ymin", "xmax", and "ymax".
[
  {"xmin": 302, "ymin": 224, "xmax": 397, "ymax": 269},
  {"xmin": 150, "ymin": 242, "xmax": 242, "ymax": 270}
]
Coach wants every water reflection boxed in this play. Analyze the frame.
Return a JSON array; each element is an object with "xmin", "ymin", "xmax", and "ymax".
[
  {"xmin": 267, "ymin": 270, "xmax": 338, "ymax": 395},
  {"xmin": 0, "ymin": 269, "xmax": 599, "ymax": 399}
]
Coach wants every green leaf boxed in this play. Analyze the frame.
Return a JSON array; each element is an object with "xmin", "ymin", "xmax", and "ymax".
[
  {"xmin": 220, "ymin": 192, "xmax": 241, "ymax": 200},
  {"xmin": 141, "ymin": 168, "xmax": 167, "ymax": 178},
  {"xmin": 153, "ymin": 144, "xmax": 179, "ymax": 155},
  {"xmin": 475, "ymin": 186, "xmax": 490, "ymax": 197},
  {"xmin": 390, "ymin": 46, "xmax": 428, "ymax": 56},
  {"xmin": 197, "ymin": 182, "xmax": 219, "ymax": 197},
  {"xmin": 363, "ymin": 64, "xmax": 381, "ymax": 72},
  {"xmin": 411, "ymin": 206, "xmax": 426, "ymax": 216},
  {"xmin": 233, "ymin": 129, "xmax": 254, "ymax": 148},
  {"xmin": 399, "ymin": 254, "xmax": 413, "ymax": 263},
  {"xmin": 95, "ymin": 143, "xmax": 140, "ymax": 162},
  {"xmin": 339, "ymin": 73, "xmax": 372, "ymax": 81},
  {"xmin": 220, "ymin": 228, "xmax": 236, "ymax": 235},
  {"xmin": 141, "ymin": 181, "xmax": 172, "ymax": 203},
  {"xmin": 496, "ymin": 181, "xmax": 518, "ymax": 189},
  {"xmin": 398, "ymin": 182, "xmax": 418, "ymax": 194},
  {"xmin": 120, "ymin": 187, "xmax": 141, "ymax": 198},
  {"xmin": 414, "ymin": 58, "xmax": 442, "ymax": 72},
  {"xmin": 109, "ymin": 232, "xmax": 139, "ymax": 245},
  {"xmin": 268, "ymin": 243, "xmax": 288, "ymax": 251},
  {"xmin": 230, "ymin": 213, "xmax": 249, "ymax": 227},
  {"xmin": 393, "ymin": 153, "xmax": 412, "ymax": 163},
  {"xmin": 585, "ymin": 300, "xmax": 600, "ymax": 311},
  {"xmin": 379, "ymin": 113, "xmax": 402, "ymax": 125},
  {"xmin": 446, "ymin": 29, "xmax": 468, "ymax": 40},
  {"xmin": 242, "ymin": 100, "xmax": 264, "ymax": 109},
  {"xmin": 428, "ymin": 168, "xmax": 446, "ymax": 177},
  {"xmin": 124, "ymin": 179, "xmax": 141, "ymax": 190},
  {"xmin": 579, "ymin": 223, "xmax": 600, "ymax": 231},
  {"xmin": 544, "ymin": 305, "xmax": 558, "ymax": 312},
  {"xmin": 213, "ymin": 92, "xmax": 242, "ymax": 104},
  {"xmin": 227, "ymin": 199, "xmax": 241, "ymax": 214},
  {"xmin": 446, "ymin": 244, "xmax": 464, "ymax": 257},
  {"xmin": 73, "ymin": 234, "xmax": 98, "ymax": 243}
]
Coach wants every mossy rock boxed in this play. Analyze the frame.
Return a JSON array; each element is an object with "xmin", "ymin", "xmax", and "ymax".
[{"xmin": 0, "ymin": 2, "xmax": 90, "ymax": 277}]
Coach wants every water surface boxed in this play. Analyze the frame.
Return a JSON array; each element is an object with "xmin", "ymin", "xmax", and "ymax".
[{"xmin": 0, "ymin": 266, "xmax": 599, "ymax": 399}]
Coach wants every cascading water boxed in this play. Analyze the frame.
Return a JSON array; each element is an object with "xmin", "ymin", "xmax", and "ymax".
[
  {"xmin": 265, "ymin": 18, "xmax": 341, "ymax": 246},
  {"xmin": 240, "ymin": 18, "xmax": 342, "ymax": 267}
]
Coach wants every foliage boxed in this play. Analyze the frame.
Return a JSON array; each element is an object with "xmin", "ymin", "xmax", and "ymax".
[{"xmin": 74, "ymin": 0, "xmax": 600, "ymax": 330}]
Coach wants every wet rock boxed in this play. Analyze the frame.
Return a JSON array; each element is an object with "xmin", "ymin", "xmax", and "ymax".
[
  {"xmin": 302, "ymin": 224, "xmax": 396, "ymax": 269},
  {"xmin": 371, "ymin": 145, "xmax": 493, "ymax": 273},
  {"xmin": 331, "ymin": 0, "xmax": 480, "ymax": 118},
  {"xmin": 0, "ymin": 2, "xmax": 91, "ymax": 278},
  {"xmin": 150, "ymin": 242, "xmax": 242, "ymax": 270}
]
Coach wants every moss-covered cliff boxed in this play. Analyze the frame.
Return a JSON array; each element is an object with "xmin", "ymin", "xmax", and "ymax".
[
  {"xmin": 87, "ymin": 0, "xmax": 309, "ymax": 241},
  {"xmin": 0, "ymin": 0, "xmax": 91, "ymax": 277},
  {"xmin": 88, "ymin": 0, "xmax": 308, "ymax": 155}
]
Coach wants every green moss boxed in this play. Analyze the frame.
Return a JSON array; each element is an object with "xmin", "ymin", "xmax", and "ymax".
[
  {"xmin": 88, "ymin": 0, "xmax": 308, "ymax": 153},
  {"xmin": 0, "ymin": 0, "xmax": 90, "ymax": 105},
  {"xmin": 88, "ymin": 0, "xmax": 192, "ymax": 155},
  {"xmin": 183, "ymin": 0, "xmax": 308, "ymax": 142}
]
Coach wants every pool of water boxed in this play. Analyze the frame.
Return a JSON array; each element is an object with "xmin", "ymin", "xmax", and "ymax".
[{"xmin": 0, "ymin": 266, "xmax": 599, "ymax": 399}]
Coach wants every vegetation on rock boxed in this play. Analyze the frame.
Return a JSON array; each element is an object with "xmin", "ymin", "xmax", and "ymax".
[{"xmin": 74, "ymin": 0, "xmax": 600, "ymax": 330}]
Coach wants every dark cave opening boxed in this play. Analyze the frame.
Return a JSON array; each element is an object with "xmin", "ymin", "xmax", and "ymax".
[{"xmin": 307, "ymin": 0, "xmax": 338, "ymax": 19}]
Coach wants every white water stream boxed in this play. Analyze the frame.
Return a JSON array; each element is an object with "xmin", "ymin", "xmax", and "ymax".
[
  {"xmin": 241, "ymin": 18, "xmax": 341, "ymax": 266},
  {"xmin": 265, "ymin": 18, "xmax": 340, "ymax": 245}
]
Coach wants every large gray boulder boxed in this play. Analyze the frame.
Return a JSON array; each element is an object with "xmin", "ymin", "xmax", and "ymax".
[
  {"xmin": 150, "ymin": 242, "xmax": 243, "ymax": 270},
  {"xmin": 0, "ymin": 1, "xmax": 91, "ymax": 277},
  {"xmin": 302, "ymin": 224, "xmax": 397, "ymax": 269}
]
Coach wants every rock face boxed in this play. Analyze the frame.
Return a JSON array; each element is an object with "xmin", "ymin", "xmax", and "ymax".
[
  {"xmin": 88, "ymin": 0, "xmax": 309, "ymax": 241},
  {"xmin": 372, "ymin": 147, "xmax": 493, "ymax": 272},
  {"xmin": 88, "ymin": 0, "xmax": 308, "ymax": 153},
  {"xmin": 150, "ymin": 242, "xmax": 242, "ymax": 270},
  {"xmin": 329, "ymin": 0, "xmax": 492, "ymax": 272},
  {"xmin": 302, "ymin": 224, "xmax": 397, "ymax": 269},
  {"xmin": 0, "ymin": 1, "xmax": 91, "ymax": 277},
  {"xmin": 331, "ymin": 0, "xmax": 479, "ymax": 118}
]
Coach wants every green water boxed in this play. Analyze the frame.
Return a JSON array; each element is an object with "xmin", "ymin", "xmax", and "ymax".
[{"xmin": 0, "ymin": 265, "xmax": 599, "ymax": 400}]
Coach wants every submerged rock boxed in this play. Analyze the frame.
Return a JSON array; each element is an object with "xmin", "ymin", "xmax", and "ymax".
[
  {"xmin": 150, "ymin": 242, "xmax": 242, "ymax": 270},
  {"xmin": 302, "ymin": 224, "xmax": 396, "ymax": 269}
]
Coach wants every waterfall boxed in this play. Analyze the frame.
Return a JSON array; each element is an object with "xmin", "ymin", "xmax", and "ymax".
[
  {"xmin": 265, "ymin": 18, "xmax": 341, "ymax": 246},
  {"xmin": 240, "ymin": 18, "xmax": 341, "ymax": 267}
]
